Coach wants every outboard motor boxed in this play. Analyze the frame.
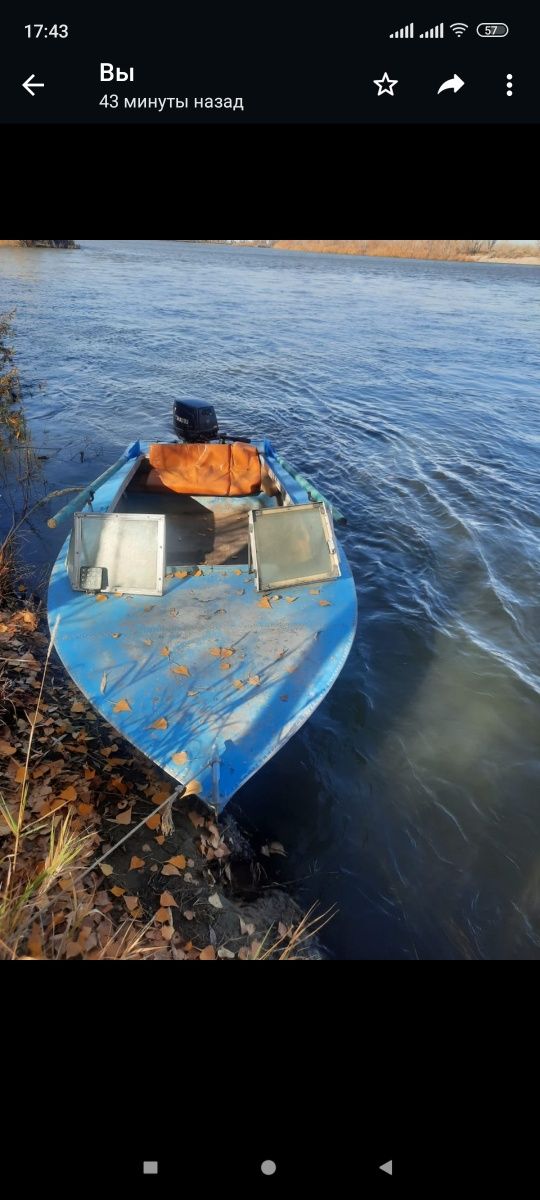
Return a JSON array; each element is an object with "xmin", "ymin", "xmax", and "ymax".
[{"xmin": 173, "ymin": 397, "xmax": 219, "ymax": 441}]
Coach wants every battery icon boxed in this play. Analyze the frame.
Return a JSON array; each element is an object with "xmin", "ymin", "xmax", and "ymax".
[{"xmin": 477, "ymin": 22, "xmax": 509, "ymax": 37}]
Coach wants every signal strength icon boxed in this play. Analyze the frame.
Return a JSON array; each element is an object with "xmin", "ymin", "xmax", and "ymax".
[
  {"xmin": 389, "ymin": 21, "xmax": 414, "ymax": 38},
  {"xmin": 419, "ymin": 22, "xmax": 445, "ymax": 37},
  {"xmin": 450, "ymin": 22, "xmax": 468, "ymax": 37}
]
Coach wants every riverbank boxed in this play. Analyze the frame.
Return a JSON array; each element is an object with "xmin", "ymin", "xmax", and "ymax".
[
  {"xmin": 0, "ymin": 240, "xmax": 77, "ymax": 249},
  {"xmin": 272, "ymin": 240, "xmax": 540, "ymax": 265},
  {"xmin": 0, "ymin": 312, "xmax": 327, "ymax": 961}
]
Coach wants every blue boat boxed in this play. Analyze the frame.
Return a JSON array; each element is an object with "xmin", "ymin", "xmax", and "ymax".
[{"xmin": 47, "ymin": 405, "xmax": 357, "ymax": 812}]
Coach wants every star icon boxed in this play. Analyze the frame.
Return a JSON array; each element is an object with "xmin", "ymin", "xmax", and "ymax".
[{"xmin": 373, "ymin": 71, "xmax": 398, "ymax": 96}]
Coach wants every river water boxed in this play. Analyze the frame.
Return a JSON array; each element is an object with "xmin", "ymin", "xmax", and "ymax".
[{"xmin": 1, "ymin": 240, "xmax": 539, "ymax": 959}]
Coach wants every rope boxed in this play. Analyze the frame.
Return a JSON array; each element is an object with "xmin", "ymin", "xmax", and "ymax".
[{"xmin": 76, "ymin": 785, "xmax": 185, "ymax": 883}]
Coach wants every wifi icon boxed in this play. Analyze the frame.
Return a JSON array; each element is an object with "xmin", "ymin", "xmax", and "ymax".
[{"xmin": 450, "ymin": 22, "xmax": 468, "ymax": 36}]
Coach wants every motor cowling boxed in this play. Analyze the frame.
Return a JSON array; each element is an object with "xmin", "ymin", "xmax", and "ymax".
[{"xmin": 173, "ymin": 397, "xmax": 218, "ymax": 441}]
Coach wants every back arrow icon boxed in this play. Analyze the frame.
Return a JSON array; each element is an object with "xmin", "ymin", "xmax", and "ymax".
[
  {"xmin": 437, "ymin": 74, "xmax": 465, "ymax": 94},
  {"xmin": 23, "ymin": 75, "xmax": 45, "ymax": 96}
]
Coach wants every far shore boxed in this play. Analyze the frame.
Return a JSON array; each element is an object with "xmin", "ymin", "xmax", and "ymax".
[{"xmin": 2, "ymin": 239, "xmax": 539, "ymax": 267}]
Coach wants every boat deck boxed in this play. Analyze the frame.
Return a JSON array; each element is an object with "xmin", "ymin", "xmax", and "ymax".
[{"xmin": 115, "ymin": 492, "xmax": 250, "ymax": 566}]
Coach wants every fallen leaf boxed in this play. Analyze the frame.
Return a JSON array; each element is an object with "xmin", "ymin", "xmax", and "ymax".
[
  {"xmin": 208, "ymin": 892, "xmax": 223, "ymax": 910},
  {"xmin": 100, "ymin": 862, "xmax": 113, "ymax": 877},
  {"xmin": 161, "ymin": 925, "xmax": 174, "ymax": 941},
  {"xmin": 84, "ymin": 767, "xmax": 96, "ymax": 780},
  {"xmin": 149, "ymin": 717, "xmax": 168, "ymax": 730},
  {"xmin": 115, "ymin": 808, "xmax": 132, "ymax": 825},
  {"xmin": 15, "ymin": 764, "xmax": 26, "ymax": 782},
  {"xmin": 160, "ymin": 646, "xmax": 171, "ymax": 657},
  {"xmin": 155, "ymin": 834, "xmax": 165, "ymax": 846},
  {"xmin": 187, "ymin": 690, "xmax": 198, "ymax": 697},
  {"xmin": 184, "ymin": 780, "xmax": 202, "ymax": 796},
  {"xmin": 269, "ymin": 841, "xmax": 287, "ymax": 856},
  {"xmin": 188, "ymin": 810, "xmax": 205, "ymax": 829},
  {"xmin": 174, "ymin": 570, "xmax": 189, "ymax": 578},
  {"xmin": 160, "ymin": 891, "xmax": 178, "ymax": 908},
  {"xmin": 110, "ymin": 885, "xmax": 126, "ymax": 897},
  {"xmin": 144, "ymin": 605, "xmax": 154, "ymax": 612},
  {"xmin": 232, "ymin": 679, "xmax": 244, "ymax": 690},
  {"xmin": 240, "ymin": 918, "xmax": 256, "ymax": 937},
  {"xmin": 21, "ymin": 610, "xmax": 38, "ymax": 628},
  {"xmin": 59, "ymin": 784, "xmax": 77, "ymax": 802},
  {"xmin": 96, "ymin": 593, "xmax": 108, "ymax": 602},
  {"xmin": 71, "ymin": 701, "xmax": 85, "ymax": 713},
  {"xmin": 155, "ymin": 907, "xmax": 170, "ymax": 923},
  {"xmin": 233, "ymin": 569, "xmax": 243, "ymax": 576},
  {"xmin": 278, "ymin": 921, "xmax": 290, "ymax": 939},
  {"xmin": 261, "ymin": 844, "xmax": 270, "ymax": 857},
  {"xmin": 111, "ymin": 633, "xmax": 122, "ymax": 638},
  {"xmin": 285, "ymin": 596, "xmax": 297, "ymax": 603},
  {"xmin": 172, "ymin": 751, "xmax": 188, "ymax": 765},
  {"xmin": 220, "ymin": 662, "xmax": 231, "ymax": 671},
  {"xmin": 168, "ymin": 855, "xmax": 186, "ymax": 869},
  {"xmin": 145, "ymin": 813, "xmax": 161, "ymax": 830},
  {"xmin": 77, "ymin": 802, "xmax": 94, "ymax": 817},
  {"xmin": 221, "ymin": 647, "xmax": 234, "ymax": 657},
  {"xmin": 129, "ymin": 855, "xmax": 145, "ymax": 870},
  {"xmin": 161, "ymin": 864, "xmax": 180, "ymax": 876},
  {"xmin": 113, "ymin": 698, "xmax": 131, "ymax": 713},
  {"xmin": 319, "ymin": 599, "xmax": 332, "ymax": 606},
  {"xmin": 250, "ymin": 939, "xmax": 262, "ymax": 958},
  {"xmin": 193, "ymin": 569, "xmax": 203, "ymax": 577},
  {"xmin": 209, "ymin": 647, "xmax": 221, "ymax": 657},
  {"xmin": 66, "ymin": 941, "xmax": 82, "ymax": 958},
  {"xmin": 248, "ymin": 675, "xmax": 261, "ymax": 686},
  {"xmin": 199, "ymin": 945, "xmax": 216, "ymax": 960},
  {"xmin": 142, "ymin": 638, "xmax": 152, "ymax": 646},
  {"xmin": 0, "ymin": 740, "xmax": 17, "ymax": 757},
  {"xmin": 171, "ymin": 665, "xmax": 190, "ymax": 676},
  {"xmin": 59, "ymin": 876, "xmax": 74, "ymax": 892},
  {"xmin": 310, "ymin": 588, "xmax": 320, "ymax": 595},
  {"xmin": 257, "ymin": 597, "xmax": 272, "ymax": 609},
  {"xmin": 238, "ymin": 946, "xmax": 250, "ymax": 960},
  {"xmin": 218, "ymin": 946, "xmax": 235, "ymax": 960},
  {"xmin": 152, "ymin": 788, "xmax": 170, "ymax": 806},
  {"xmin": 123, "ymin": 895, "xmax": 139, "ymax": 911},
  {"xmin": 183, "ymin": 910, "xmax": 195, "ymax": 921}
]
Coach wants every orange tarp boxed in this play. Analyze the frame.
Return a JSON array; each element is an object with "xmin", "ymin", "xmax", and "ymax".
[{"xmin": 148, "ymin": 442, "xmax": 262, "ymax": 496}]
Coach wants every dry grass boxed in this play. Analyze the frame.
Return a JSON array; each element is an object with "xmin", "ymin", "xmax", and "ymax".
[
  {"xmin": 253, "ymin": 902, "xmax": 337, "ymax": 959},
  {"xmin": 273, "ymin": 240, "xmax": 540, "ymax": 262}
]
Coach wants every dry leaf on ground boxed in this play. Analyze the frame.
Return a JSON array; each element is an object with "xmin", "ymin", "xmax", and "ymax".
[{"xmin": 168, "ymin": 855, "xmax": 186, "ymax": 869}]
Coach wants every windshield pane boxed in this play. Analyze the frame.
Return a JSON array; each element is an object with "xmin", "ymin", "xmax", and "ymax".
[{"xmin": 250, "ymin": 503, "xmax": 340, "ymax": 590}]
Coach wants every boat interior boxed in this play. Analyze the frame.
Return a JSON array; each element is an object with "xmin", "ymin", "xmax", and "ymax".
[{"xmin": 115, "ymin": 451, "xmax": 281, "ymax": 567}]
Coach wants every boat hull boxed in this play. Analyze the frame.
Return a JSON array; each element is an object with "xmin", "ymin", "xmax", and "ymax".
[{"xmin": 48, "ymin": 443, "xmax": 357, "ymax": 810}]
